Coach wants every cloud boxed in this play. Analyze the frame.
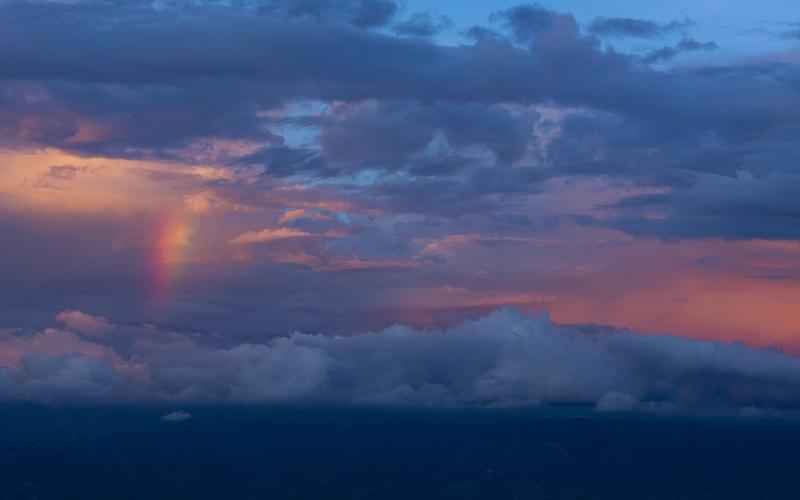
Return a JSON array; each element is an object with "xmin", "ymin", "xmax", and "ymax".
[
  {"xmin": 1, "ymin": 0, "xmax": 797, "ymax": 189},
  {"xmin": 608, "ymin": 173, "xmax": 800, "ymax": 240},
  {"xmin": 2, "ymin": 353, "xmax": 123, "ymax": 401},
  {"xmin": 256, "ymin": 0, "xmax": 399, "ymax": 28},
  {"xmin": 319, "ymin": 100, "xmax": 535, "ymax": 169},
  {"xmin": 278, "ymin": 208, "xmax": 334, "ymax": 225},
  {"xmin": 3, "ymin": 309, "xmax": 800, "ymax": 413},
  {"xmin": 393, "ymin": 12, "xmax": 452, "ymax": 37},
  {"xmin": 784, "ymin": 30, "xmax": 800, "ymax": 40},
  {"xmin": 492, "ymin": 4, "xmax": 577, "ymax": 44},
  {"xmin": 56, "ymin": 310, "xmax": 113, "ymax": 337},
  {"xmin": 644, "ymin": 37, "xmax": 719, "ymax": 64},
  {"xmin": 229, "ymin": 227, "xmax": 314, "ymax": 245},
  {"xmin": 161, "ymin": 410, "xmax": 192, "ymax": 422},
  {"xmin": 44, "ymin": 165, "xmax": 86, "ymax": 182},
  {"xmin": 588, "ymin": 17, "xmax": 693, "ymax": 39},
  {"xmin": 4, "ymin": 1, "xmax": 800, "ymax": 365},
  {"xmin": 8, "ymin": 0, "xmax": 399, "ymax": 29}
]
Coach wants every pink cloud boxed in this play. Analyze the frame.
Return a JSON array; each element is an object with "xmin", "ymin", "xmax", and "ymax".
[
  {"xmin": 56, "ymin": 310, "xmax": 113, "ymax": 337},
  {"xmin": 229, "ymin": 227, "xmax": 313, "ymax": 245},
  {"xmin": 0, "ymin": 328, "xmax": 112, "ymax": 368}
]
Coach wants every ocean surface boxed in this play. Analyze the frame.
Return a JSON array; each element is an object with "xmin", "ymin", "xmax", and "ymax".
[{"xmin": 0, "ymin": 404, "xmax": 798, "ymax": 499}]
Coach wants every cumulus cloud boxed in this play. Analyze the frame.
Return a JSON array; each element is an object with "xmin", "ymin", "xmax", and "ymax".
[{"xmin": 3, "ymin": 309, "xmax": 800, "ymax": 414}]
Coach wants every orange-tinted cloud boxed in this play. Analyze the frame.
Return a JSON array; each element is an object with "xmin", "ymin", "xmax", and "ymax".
[
  {"xmin": 56, "ymin": 310, "xmax": 113, "ymax": 337},
  {"xmin": 230, "ymin": 227, "xmax": 314, "ymax": 245}
]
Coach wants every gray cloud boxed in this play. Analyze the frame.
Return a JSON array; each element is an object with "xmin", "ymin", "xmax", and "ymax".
[
  {"xmin": 492, "ymin": 4, "xmax": 577, "ymax": 45},
  {"xmin": 258, "ymin": 0, "xmax": 399, "ymax": 28},
  {"xmin": 393, "ymin": 12, "xmax": 452, "ymax": 37},
  {"xmin": 608, "ymin": 173, "xmax": 800, "ymax": 240},
  {"xmin": 644, "ymin": 37, "xmax": 719, "ymax": 64},
  {"xmin": 5, "ymin": 1, "xmax": 800, "ymax": 342},
  {"xmin": 0, "ymin": 0, "xmax": 797, "ymax": 184},
  {"xmin": 3, "ymin": 309, "xmax": 800, "ymax": 414},
  {"xmin": 588, "ymin": 17, "xmax": 693, "ymax": 39},
  {"xmin": 1, "ymin": 353, "xmax": 123, "ymax": 402},
  {"xmin": 319, "ymin": 101, "xmax": 536, "ymax": 170}
]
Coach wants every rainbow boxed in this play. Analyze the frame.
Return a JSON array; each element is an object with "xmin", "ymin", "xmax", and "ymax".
[{"xmin": 149, "ymin": 214, "xmax": 192, "ymax": 305}]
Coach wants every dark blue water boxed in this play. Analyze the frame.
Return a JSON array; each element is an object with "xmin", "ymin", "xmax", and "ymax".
[{"xmin": 1, "ymin": 404, "xmax": 798, "ymax": 499}]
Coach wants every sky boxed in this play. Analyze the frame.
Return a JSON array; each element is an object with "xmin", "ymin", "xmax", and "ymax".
[{"xmin": 2, "ymin": 0, "xmax": 800, "ymax": 411}]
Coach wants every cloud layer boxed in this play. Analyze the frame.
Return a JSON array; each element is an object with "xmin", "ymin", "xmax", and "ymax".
[{"xmin": 2, "ymin": 309, "xmax": 800, "ymax": 414}]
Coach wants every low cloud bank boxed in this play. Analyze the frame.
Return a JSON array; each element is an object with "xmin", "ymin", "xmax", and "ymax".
[{"xmin": 2, "ymin": 309, "xmax": 800, "ymax": 413}]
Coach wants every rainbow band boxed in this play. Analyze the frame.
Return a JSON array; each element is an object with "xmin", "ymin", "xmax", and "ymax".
[{"xmin": 149, "ymin": 216, "xmax": 192, "ymax": 305}]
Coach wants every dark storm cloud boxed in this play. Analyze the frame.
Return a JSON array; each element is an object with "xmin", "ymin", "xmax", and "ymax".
[
  {"xmin": 0, "ymin": 1, "xmax": 657, "ymax": 114},
  {"xmin": 0, "ymin": 3, "xmax": 796, "ymax": 138},
  {"xmin": 2, "ymin": 1, "xmax": 800, "ymax": 249},
  {"xmin": 0, "ymin": 1, "xmax": 413, "ymax": 156},
  {"xmin": 0, "ymin": 2, "xmax": 432, "ymax": 86},
  {"xmin": 0, "ymin": 80, "xmax": 283, "ymax": 159},
  {"xmin": 588, "ymin": 17, "xmax": 693, "ymax": 39},
  {"xmin": 1, "ymin": 0, "xmax": 798, "ymax": 175}
]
